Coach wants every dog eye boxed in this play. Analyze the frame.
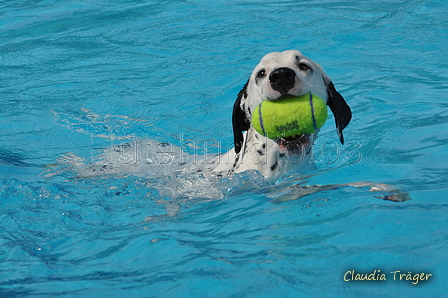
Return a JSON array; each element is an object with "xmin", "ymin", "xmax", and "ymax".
[
  {"xmin": 298, "ymin": 63, "xmax": 311, "ymax": 71},
  {"xmin": 256, "ymin": 69, "xmax": 266, "ymax": 78}
]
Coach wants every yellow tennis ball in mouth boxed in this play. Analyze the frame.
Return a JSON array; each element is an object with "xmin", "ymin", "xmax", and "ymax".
[{"xmin": 252, "ymin": 93, "xmax": 328, "ymax": 140}]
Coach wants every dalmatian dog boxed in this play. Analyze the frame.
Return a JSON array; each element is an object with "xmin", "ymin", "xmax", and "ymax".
[
  {"xmin": 48, "ymin": 50, "xmax": 409, "ymax": 202},
  {"xmin": 211, "ymin": 50, "xmax": 352, "ymax": 178}
]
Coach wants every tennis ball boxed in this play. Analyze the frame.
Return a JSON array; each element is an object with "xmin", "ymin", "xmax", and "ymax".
[{"xmin": 252, "ymin": 93, "xmax": 328, "ymax": 139}]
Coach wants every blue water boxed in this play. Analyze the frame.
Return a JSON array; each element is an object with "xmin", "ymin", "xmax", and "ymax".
[{"xmin": 1, "ymin": 0, "xmax": 448, "ymax": 297}]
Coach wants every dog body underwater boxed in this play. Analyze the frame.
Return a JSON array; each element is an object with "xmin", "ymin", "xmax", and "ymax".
[{"xmin": 211, "ymin": 50, "xmax": 352, "ymax": 178}]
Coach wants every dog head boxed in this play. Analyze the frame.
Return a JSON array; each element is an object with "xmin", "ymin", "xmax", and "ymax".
[{"xmin": 232, "ymin": 50, "xmax": 352, "ymax": 157}]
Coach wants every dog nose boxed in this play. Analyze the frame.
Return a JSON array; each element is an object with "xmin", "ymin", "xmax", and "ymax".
[{"xmin": 269, "ymin": 67, "xmax": 296, "ymax": 94}]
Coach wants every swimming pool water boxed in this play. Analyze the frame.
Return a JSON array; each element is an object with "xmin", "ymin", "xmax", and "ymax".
[{"xmin": 1, "ymin": 0, "xmax": 448, "ymax": 297}]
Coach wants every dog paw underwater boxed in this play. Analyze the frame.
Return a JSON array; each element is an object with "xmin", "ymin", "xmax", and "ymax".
[{"xmin": 43, "ymin": 50, "xmax": 411, "ymax": 206}]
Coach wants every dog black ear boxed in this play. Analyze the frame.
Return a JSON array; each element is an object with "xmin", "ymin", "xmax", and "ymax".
[
  {"xmin": 232, "ymin": 80, "xmax": 251, "ymax": 154},
  {"xmin": 325, "ymin": 79, "xmax": 352, "ymax": 144}
]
